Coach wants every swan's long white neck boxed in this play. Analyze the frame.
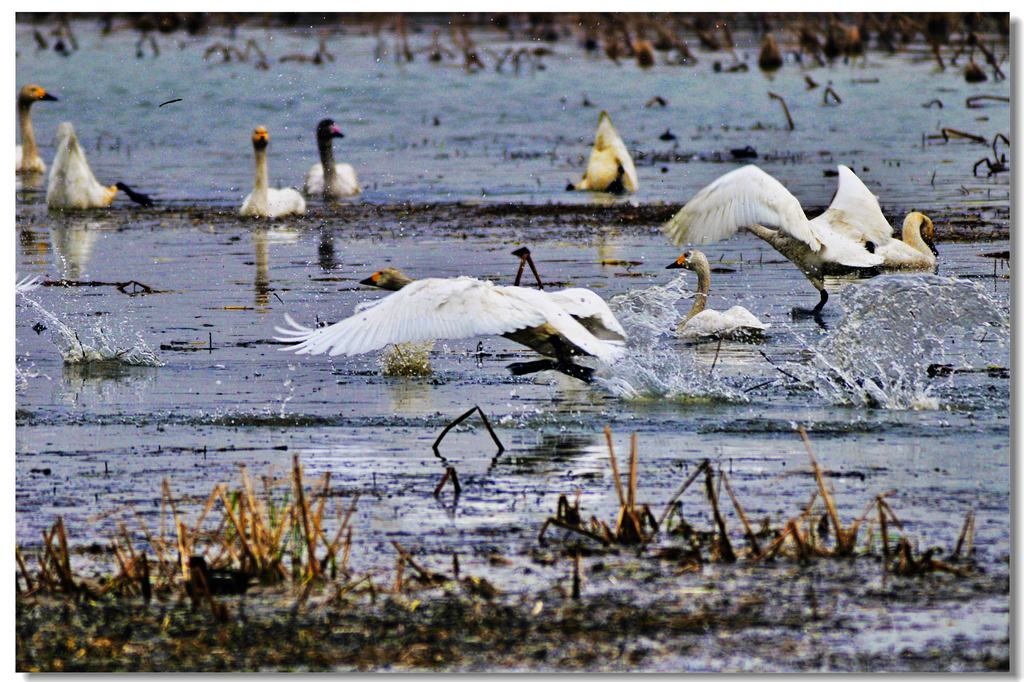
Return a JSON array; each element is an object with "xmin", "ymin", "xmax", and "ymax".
[
  {"xmin": 18, "ymin": 101, "xmax": 39, "ymax": 162},
  {"xmin": 251, "ymin": 145, "xmax": 269, "ymax": 209},
  {"xmin": 685, "ymin": 258, "xmax": 710, "ymax": 321},
  {"xmin": 317, "ymin": 136, "xmax": 336, "ymax": 182},
  {"xmin": 901, "ymin": 216, "xmax": 933, "ymax": 258}
]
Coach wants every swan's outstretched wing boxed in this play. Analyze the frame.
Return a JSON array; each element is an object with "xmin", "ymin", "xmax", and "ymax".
[
  {"xmin": 663, "ymin": 165, "xmax": 820, "ymax": 251},
  {"xmin": 546, "ymin": 288, "xmax": 628, "ymax": 340},
  {"xmin": 595, "ymin": 112, "xmax": 638, "ymax": 192},
  {"xmin": 815, "ymin": 165, "xmax": 893, "ymax": 244},
  {"xmin": 276, "ymin": 277, "xmax": 622, "ymax": 361}
]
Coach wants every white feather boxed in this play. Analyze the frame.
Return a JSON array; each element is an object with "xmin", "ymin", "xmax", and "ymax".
[
  {"xmin": 679, "ymin": 306, "xmax": 768, "ymax": 340},
  {"xmin": 663, "ymin": 165, "xmax": 820, "ymax": 251},
  {"xmin": 573, "ymin": 112, "xmax": 638, "ymax": 193},
  {"xmin": 276, "ymin": 277, "xmax": 625, "ymax": 363},
  {"xmin": 304, "ymin": 162, "xmax": 361, "ymax": 198},
  {"xmin": 240, "ymin": 187, "xmax": 306, "ymax": 218},
  {"xmin": 46, "ymin": 122, "xmax": 117, "ymax": 210}
]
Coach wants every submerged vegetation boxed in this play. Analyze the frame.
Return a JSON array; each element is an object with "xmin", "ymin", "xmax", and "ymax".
[{"xmin": 16, "ymin": 427, "xmax": 996, "ymax": 672}]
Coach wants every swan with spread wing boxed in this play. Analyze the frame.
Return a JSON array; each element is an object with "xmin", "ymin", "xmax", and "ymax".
[
  {"xmin": 663, "ymin": 165, "xmax": 886, "ymax": 315},
  {"xmin": 275, "ymin": 268, "xmax": 626, "ymax": 382}
]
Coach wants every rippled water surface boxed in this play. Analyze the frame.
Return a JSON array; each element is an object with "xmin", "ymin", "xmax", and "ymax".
[{"xmin": 14, "ymin": 20, "xmax": 1011, "ymax": 669}]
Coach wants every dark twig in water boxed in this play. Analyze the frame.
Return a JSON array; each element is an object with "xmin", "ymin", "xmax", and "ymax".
[
  {"xmin": 966, "ymin": 94, "xmax": 1009, "ymax": 108},
  {"xmin": 767, "ymin": 91, "xmax": 794, "ymax": 130},
  {"xmin": 822, "ymin": 85, "xmax": 842, "ymax": 104},
  {"xmin": 432, "ymin": 405, "xmax": 504, "ymax": 458},
  {"xmin": 158, "ymin": 98, "xmax": 183, "ymax": 107},
  {"xmin": 757, "ymin": 350, "xmax": 804, "ymax": 384}
]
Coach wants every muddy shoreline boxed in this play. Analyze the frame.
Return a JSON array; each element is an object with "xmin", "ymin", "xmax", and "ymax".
[{"xmin": 16, "ymin": 562, "xmax": 1009, "ymax": 672}]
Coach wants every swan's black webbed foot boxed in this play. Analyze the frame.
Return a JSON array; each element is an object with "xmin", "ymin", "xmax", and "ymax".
[
  {"xmin": 506, "ymin": 359, "xmax": 595, "ymax": 383},
  {"xmin": 790, "ymin": 290, "xmax": 828, "ymax": 327}
]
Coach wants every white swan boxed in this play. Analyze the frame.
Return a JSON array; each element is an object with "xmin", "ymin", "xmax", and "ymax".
[
  {"xmin": 275, "ymin": 268, "xmax": 627, "ymax": 382},
  {"xmin": 567, "ymin": 111, "xmax": 638, "ymax": 194},
  {"xmin": 817, "ymin": 165, "xmax": 937, "ymax": 270},
  {"xmin": 663, "ymin": 165, "xmax": 883, "ymax": 315},
  {"xmin": 46, "ymin": 122, "xmax": 119, "ymax": 210},
  {"xmin": 16, "ymin": 84, "xmax": 58, "ymax": 174},
  {"xmin": 304, "ymin": 119, "xmax": 360, "ymax": 199},
  {"xmin": 240, "ymin": 126, "xmax": 306, "ymax": 218},
  {"xmin": 666, "ymin": 250, "xmax": 768, "ymax": 340}
]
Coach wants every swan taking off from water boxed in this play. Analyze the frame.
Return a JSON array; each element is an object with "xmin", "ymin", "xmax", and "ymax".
[
  {"xmin": 240, "ymin": 126, "xmax": 306, "ymax": 218},
  {"xmin": 816, "ymin": 166, "xmax": 938, "ymax": 270},
  {"xmin": 46, "ymin": 122, "xmax": 119, "ymax": 210},
  {"xmin": 275, "ymin": 268, "xmax": 627, "ymax": 382},
  {"xmin": 16, "ymin": 84, "xmax": 58, "ymax": 174},
  {"xmin": 666, "ymin": 250, "xmax": 768, "ymax": 340},
  {"xmin": 662, "ymin": 164, "xmax": 883, "ymax": 315},
  {"xmin": 304, "ymin": 119, "xmax": 360, "ymax": 199},
  {"xmin": 567, "ymin": 111, "xmax": 638, "ymax": 194}
]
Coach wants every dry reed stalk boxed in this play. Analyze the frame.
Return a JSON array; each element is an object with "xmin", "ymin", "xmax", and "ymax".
[
  {"xmin": 292, "ymin": 455, "xmax": 320, "ymax": 579},
  {"xmin": 721, "ymin": 471, "xmax": 761, "ymax": 555},
  {"xmin": 704, "ymin": 465, "xmax": 736, "ymax": 562},
  {"xmin": 627, "ymin": 433, "xmax": 638, "ymax": 512},
  {"xmin": 658, "ymin": 461, "xmax": 708, "ymax": 526},
  {"xmin": 604, "ymin": 426, "xmax": 626, "ymax": 508},
  {"xmin": 16, "ymin": 546, "xmax": 35, "ymax": 593},
  {"xmin": 953, "ymin": 510, "xmax": 975, "ymax": 559},
  {"xmin": 798, "ymin": 427, "xmax": 851, "ymax": 554}
]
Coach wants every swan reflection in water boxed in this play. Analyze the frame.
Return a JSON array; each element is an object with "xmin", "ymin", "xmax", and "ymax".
[{"xmin": 252, "ymin": 225, "xmax": 300, "ymax": 312}]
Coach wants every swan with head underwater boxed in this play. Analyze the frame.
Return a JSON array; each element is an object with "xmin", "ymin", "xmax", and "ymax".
[
  {"xmin": 813, "ymin": 165, "xmax": 938, "ymax": 270},
  {"xmin": 663, "ymin": 164, "xmax": 890, "ymax": 317},
  {"xmin": 274, "ymin": 268, "xmax": 627, "ymax": 383},
  {"xmin": 666, "ymin": 249, "xmax": 769, "ymax": 340},
  {"xmin": 240, "ymin": 126, "xmax": 306, "ymax": 218},
  {"xmin": 304, "ymin": 118, "xmax": 361, "ymax": 200},
  {"xmin": 46, "ymin": 122, "xmax": 154, "ymax": 210},
  {"xmin": 566, "ymin": 111, "xmax": 638, "ymax": 194},
  {"xmin": 16, "ymin": 84, "xmax": 58, "ymax": 174}
]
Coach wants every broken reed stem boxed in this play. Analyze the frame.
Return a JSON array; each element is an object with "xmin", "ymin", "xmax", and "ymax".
[
  {"xmin": 572, "ymin": 550, "xmax": 582, "ymax": 599},
  {"xmin": 768, "ymin": 91, "xmax": 795, "ymax": 130},
  {"xmin": 704, "ymin": 464, "xmax": 736, "ymax": 562},
  {"xmin": 953, "ymin": 510, "xmax": 976, "ymax": 559},
  {"xmin": 721, "ymin": 471, "xmax": 761, "ymax": 555},
  {"xmin": 627, "ymin": 433, "xmax": 638, "ymax": 513},
  {"xmin": 604, "ymin": 426, "xmax": 627, "ymax": 509},
  {"xmin": 798, "ymin": 427, "xmax": 846, "ymax": 552},
  {"xmin": 658, "ymin": 461, "xmax": 707, "ymax": 527},
  {"xmin": 292, "ymin": 455, "xmax": 319, "ymax": 579}
]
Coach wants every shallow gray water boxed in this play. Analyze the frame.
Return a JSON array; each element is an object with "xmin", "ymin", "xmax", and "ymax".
[
  {"xmin": 16, "ymin": 21, "xmax": 1010, "ymax": 210},
  {"xmin": 14, "ymin": 20, "xmax": 1011, "ymax": 668}
]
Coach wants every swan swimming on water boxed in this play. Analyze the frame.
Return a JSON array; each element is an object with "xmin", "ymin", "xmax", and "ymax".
[
  {"xmin": 16, "ymin": 84, "xmax": 58, "ymax": 174},
  {"xmin": 304, "ymin": 118, "xmax": 361, "ymax": 199},
  {"xmin": 275, "ymin": 268, "xmax": 627, "ymax": 382},
  {"xmin": 567, "ymin": 111, "xmax": 638, "ymax": 194},
  {"xmin": 663, "ymin": 164, "xmax": 883, "ymax": 315},
  {"xmin": 240, "ymin": 126, "xmax": 306, "ymax": 218},
  {"xmin": 816, "ymin": 165, "xmax": 938, "ymax": 270},
  {"xmin": 46, "ymin": 122, "xmax": 119, "ymax": 210},
  {"xmin": 666, "ymin": 249, "xmax": 768, "ymax": 340}
]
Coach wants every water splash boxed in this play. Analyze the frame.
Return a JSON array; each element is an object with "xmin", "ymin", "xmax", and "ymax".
[
  {"xmin": 595, "ymin": 274, "xmax": 745, "ymax": 402},
  {"xmin": 20, "ymin": 296, "xmax": 164, "ymax": 367},
  {"xmin": 792, "ymin": 274, "xmax": 1009, "ymax": 410}
]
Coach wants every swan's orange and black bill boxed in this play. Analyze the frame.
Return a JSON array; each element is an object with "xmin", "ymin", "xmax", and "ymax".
[
  {"xmin": 359, "ymin": 272, "xmax": 382, "ymax": 287},
  {"xmin": 666, "ymin": 254, "xmax": 686, "ymax": 269},
  {"xmin": 40, "ymin": 92, "xmax": 58, "ymax": 101}
]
